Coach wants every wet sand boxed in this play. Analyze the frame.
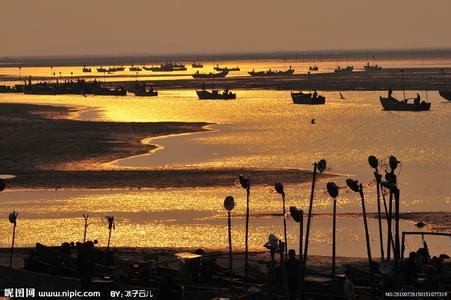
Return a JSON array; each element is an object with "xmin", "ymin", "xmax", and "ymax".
[{"xmin": 0, "ymin": 103, "xmax": 316, "ymax": 189}]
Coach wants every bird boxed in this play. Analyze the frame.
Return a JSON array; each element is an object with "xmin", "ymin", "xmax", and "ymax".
[{"xmin": 310, "ymin": 119, "xmax": 316, "ymax": 124}]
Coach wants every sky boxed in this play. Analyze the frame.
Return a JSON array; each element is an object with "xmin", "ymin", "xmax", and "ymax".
[{"xmin": 1, "ymin": 0, "xmax": 451, "ymax": 57}]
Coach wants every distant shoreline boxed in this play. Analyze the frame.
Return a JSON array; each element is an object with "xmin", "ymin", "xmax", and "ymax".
[{"xmin": 1, "ymin": 47, "xmax": 451, "ymax": 68}]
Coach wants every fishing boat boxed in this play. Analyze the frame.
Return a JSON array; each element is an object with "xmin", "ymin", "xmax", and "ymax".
[
  {"xmin": 196, "ymin": 88, "xmax": 236, "ymax": 100},
  {"xmin": 291, "ymin": 91, "xmax": 326, "ymax": 105},
  {"xmin": 115, "ymin": 66, "xmax": 125, "ymax": 71},
  {"xmin": 439, "ymin": 90, "xmax": 451, "ymax": 101},
  {"xmin": 0, "ymin": 85, "xmax": 20, "ymax": 93},
  {"xmin": 334, "ymin": 66, "xmax": 353, "ymax": 73},
  {"xmin": 192, "ymin": 70, "xmax": 229, "ymax": 79},
  {"xmin": 438, "ymin": 69, "xmax": 451, "ymax": 101},
  {"xmin": 380, "ymin": 95, "xmax": 431, "ymax": 111},
  {"xmin": 192, "ymin": 62, "xmax": 203, "ymax": 68},
  {"xmin": 214, "ymin": 64, "xmax": 240, "ymax": 72},
  {"xmin": 364, "ymin": 62, "xmax": 382, "ymax": 71},
  {"xmin": 309, "ymin": 65, "xmax": 319, "ymax": 71},
  {"xmin": 130, "ymin": 82, "xmax": 158, "ymax": 96},
  {"xmin": 92, "ymin": 86, "xmax": 127, "ymax": 96},
  {"xmin": 97, "ymin": 67, "xmax": 108, "ymax": 73},
  {"xmin": 248, "ymin": 67, "xmax": 295, "ymax": 77},
  {"xmin": 129, "ymin": 65, "xmax": 142, "ymax": 72},
  {"xmin": 82, "ymin": 66, "xmax": 91, "ymax": 73},
  {"xmin": 149, "ymin": 63, "xmax": 187, "ymax": 72}
]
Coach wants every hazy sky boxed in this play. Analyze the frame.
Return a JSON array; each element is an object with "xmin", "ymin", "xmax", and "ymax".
[{"xmin": 1, "ymin": 0, "xmax": 451, "ymax": 57}]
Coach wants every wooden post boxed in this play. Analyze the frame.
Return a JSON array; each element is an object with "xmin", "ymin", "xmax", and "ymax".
[
  {"xmin": 244, "ymin": 185, "xmax": 250, "ymax": 279},
  {"xmin": 83, "ymin": 214, "xmax": 89, "ymax": 243},
  {"xmin": 332, "ymin": 197, "xmax": 337, "ymax": 281},
  {"xmin": 359, "ymin": 185, "xmax": 375, "ymax": 297},
  {"xmin": 10, "ymin": 222, "xmax": 17, "ymax": 268},
  {"xmin": 374, "ymin": 171, "xmax": 384, "ymax": 260},
  {"xmin": 282, "ymin": 192, "xmax": 288, "ymax": 260},
  {"xmin": 228, "ymin": 210, "xmax": 233, "ymax": 290},
  {"xmin": 393, "ymin": 188, "xmax": 401, "ymax": 265},
  {"xmin": 387, "ymin": 191, "xmax": 393, "ymax": 261},
  {"xmin": 303, "ymin": 162, "xmax": 317, "ymax": 267},
  {"xmin": 301, "ymin": 163, "xmax": 317, "ymax": 300}
]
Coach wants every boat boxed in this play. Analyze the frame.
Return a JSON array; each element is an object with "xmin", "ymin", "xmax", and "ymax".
[
  {"xmin": 192, "ymin": 70, "xmax": 229, "ymax": 78},
  {"xmin": 364, "ymin": 62, "xmax": 382, "ymax": 71},
  {"xmin": 130, "ymin": 83, "xmax": 158, "ymax": 96},
  {"xmin": 115, "ymin": 66, "xmax": 125, "ymax": 71},
  {"xmin": 148, "ymin": 63, "xmax": 187, "ymax": 72},
  {"xmin": 438, "ymin": 69, "xmax": 451, "ymax": 101},
  {"xmin": 439, "ymin": 90, "xmax": 451, "ymax": 101},
  {"xmin": 309, "ymin": 66, "xmax": 319, "ymax": 71},
  {"xmin": 0, "ymin": 85, "xmax": 21, "ymax": 93},
  {"xmin": 214, "ymin": 64, "xmax": 240, "ymax": 72},
  {"xmin": 334, "ymin": 66, "xmax": 353, "ymax": 73},
  {"xmin": 129, "ymin": 65, "xmax": 142, "ymax": 72},
  {"xmin": 96, "ymin": 67, "xmax": 108, "ymax": 73},
  {"xmin": 192, "ymin": 62, "xmax": 203, "ymax": 68},
  {"xmin": 82, "ymin": 66, "xmax": 91, "ymax": 72},
  {"xmin": 92, "ymin": 86, "xmax": 127, "ymax": 96},
  {"xmin": 291, "ymin": 91, "xmax": 326, "ymax": 105},
  {"xmin": 380, "ymin": 95, "xmax": 431, "ymax": 111},
  {"xmin": 196, "ymin": 88, "xmax": 236, "ymax": 100},
  {"xmin": 248, "ymin": 67, "xmax": 295, "ymax": 77}
]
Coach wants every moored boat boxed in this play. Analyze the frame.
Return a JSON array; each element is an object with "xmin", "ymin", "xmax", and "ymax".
[
  {"xmin": 130, "ymin": 82, "xmax": 158, "ymax": 96},
  {"xmin": 92, "ymin": 86, "xmax": 127, "ymax": 96},
  {"xmin": 364, "ymin": 62, "xmax": 382, "ymax": 71},
  {"xmin": 97, "ymin": 67, "xmax": 108, "ymax": 73},
  {"xmin": 129, "ymin": 65, "xmax": 142, "ymax": 72},
  {"xmin": 380, "ymin": 95, "xmax": 431, "ymax": 111},
  {"xmin": 82, "ymin": 66, "xmax": 91, "ymax": 72},
  {"xmin": 196, "ymin": 88, "xmax": 236, "ymax": 100},
  {"xmin": 214, "ymin": 64, "xmax": 240, "ymax": 72},
  {"xmin": 149, "ymin": 63, "xmax": 187, "ymax": 72},
  {"xmin": 334, "ymin": 66, "xmax": 353, "ymax": 73},
  {"xmin": 192, "ymin": 62, "xmax": 203, "ymax": 68},
  {"xmin": 248, "ymin": 67, "xmax": 295, "ymax": 77},
  {"xmin": 192, "ymin": 70, "xmax": 229, "ymax": 79},
  {"xmin": 291, "ymin": 91, "xmax": 326, "ymax": 105},
  {"xmin": 438, "ymin": 90, "xmax": 451, "ymax": 101},
  {"xmin": 309, "ymin": 65, "xmax": 319, "ymax": 71}
]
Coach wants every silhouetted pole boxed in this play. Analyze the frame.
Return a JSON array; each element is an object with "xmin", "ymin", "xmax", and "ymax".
[
  {"xmin": 368, "ymin": 155, "xmax": 384, "ymax": 260},
  {"xmin": 106, "ymin": 216, "xmax": 115, "ymax": 249},
  {"xmin": 224, "ymin": 196, "xmax": 235, "ymax": 292},
  {"xmin": 401, "ymin": 69, "xmax": 406, "ymax": 100},
  {"xmin": 274, "ymin": 182, "xmax": 288, "ymax": 260},
  {"xmin": 289, "ymin": 206, "xmax": 304, "ymax": 295},
  {"xmin": 83, "ymin": 214, "xmax": 89, "ymax": 243},
  {"xmin": 303, "ymin": 160, "xmax": 326, "ymax": 268},
  {"xmin": 326, "ymin": 182, "xmax": 339, "ymax": 281},
  {"xmin": 442, "ymin": 68, "xmax": 447, "ymax": 90},
  {"xmin": 346, "ymin": 179, "xmax": 375, "ymax": 297},
  {"xmin": 302, "ymin": 159, "xmax": 326, "ymax": 300},
  {"xmin": 9, "ymin": 211, "xmax": 18, "ymax": 268},
  {"xmin": 382, "ymin": 181, "xmax": 401, "ymax": 266},
  {"xmin": 239, "ymin": 175, "xmax": 251, "ymax": 279}
]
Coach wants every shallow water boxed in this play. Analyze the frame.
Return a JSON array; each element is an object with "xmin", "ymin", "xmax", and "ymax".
[{"xmin": 0, "ymin": 63, "xmax": 450, "ymax": 256}]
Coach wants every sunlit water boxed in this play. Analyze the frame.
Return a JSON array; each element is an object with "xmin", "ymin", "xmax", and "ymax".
[{"xmin": 0, "ymin": 63, "xmax": 450, "ymax": 257}]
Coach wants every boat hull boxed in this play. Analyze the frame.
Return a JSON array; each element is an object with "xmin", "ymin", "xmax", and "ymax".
[
  {"xmin": 192, "ymin": 70, "xmax": 229, "ymax": 78},
  {"xmin": 380, "ymin": 97, "xmax": 431, "ymax": 111},
  {"xmin": 132, "ymin": 90, "xmax": 158, "ymax": 96},
  {"xmin": 438, "ymin": 90, "xmax": 451, "ymax": 101},
  {"xmin": 196, "ymin": 90, "xmax": 236, "ymax": 100},
  {"xmin": 291, "ymin": 92, "xmax": 325, "ymax": 105},
  {"xmin": 248, "ymin": 69, "xmax": 294, "ymax": 77}
]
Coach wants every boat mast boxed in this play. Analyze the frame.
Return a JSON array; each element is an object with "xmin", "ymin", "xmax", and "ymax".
[{"xmin": 401, "ymin": 69, "xmax": 406, "ymax": 100}]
